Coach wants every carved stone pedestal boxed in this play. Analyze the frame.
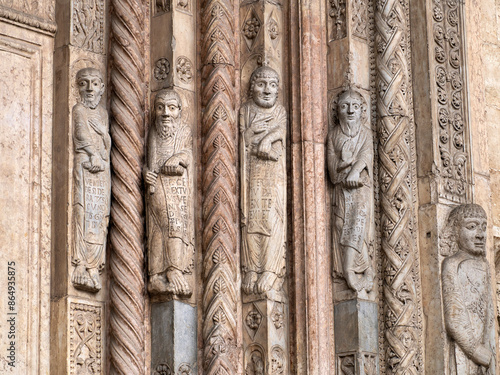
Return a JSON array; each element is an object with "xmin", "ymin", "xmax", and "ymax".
[
  {"xmin": 151, "ymin": 300, "xmax": 197, "ymax": 375},
  {"xmin": 334, "ymin": 299, "xmax": 378, "ymax": 375},
  {"xmin": 243, "ymin": 295, "xmax": 288, "ymax": 375}
]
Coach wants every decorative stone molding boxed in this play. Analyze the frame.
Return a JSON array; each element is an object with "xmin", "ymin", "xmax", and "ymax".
[
  {"xmin": 375, "ymin": 0, "xmax": 424, "ymax": 372},
  {"xmin": 201, "ymin": 0, "xmax": 240, "ymax": 371},
  {"xmin": 431, "ymin": 0, "xmax": 470, "ymax": 203},
  {"xmin": 0, "ymin": 5, "xmax": 57, "ymax": 35},
  {"xmin": 0, "ymin": 0, "xmax": 54, "ymax": 22},
  {"xmin": 109, "ymin": 0, "xmax": 148, "ymax": 372}
]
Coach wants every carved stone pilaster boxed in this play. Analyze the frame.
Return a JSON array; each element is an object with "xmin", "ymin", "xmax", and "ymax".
[
  {"xmin": 201, "ymin": 0, "xmax": 240, "ymax": 371},
  {"xmin": 109, "ymin": 0, "xmax": 148, "ymax": 373},
  {"xmin": 430, "ymin": 0, "xmax": 471, "ymax": 203},
  {"xmin": 375, "ymin": 0, "xmax": 424, "ymax": 372}
]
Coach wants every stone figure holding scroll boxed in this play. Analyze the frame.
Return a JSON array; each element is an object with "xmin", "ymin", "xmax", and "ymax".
[
  {"xmin": 145, "ymin": 88, "xmax": 194, "ymax": 296},
  {"xmin": 327, "ymin": 88, "xmax": 374, "ymax": 294},
  {"xmin": 72, "ymin": 67, "xmax": 111, "ymax": 292},
  {"xmin": 240, "ymin": 65, "xmax": 287, "ymax": 297},
  {"xmin": 441, "ymin": 204, "xmax": 496, "ymax": 375}
]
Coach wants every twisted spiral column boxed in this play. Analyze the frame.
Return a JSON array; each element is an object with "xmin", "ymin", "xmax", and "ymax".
[
  {"xmin": 109, "ymin": 0, "xmax": 148, "ymax": 373},
  {"xmin": 376, "ymin": 0, "xmax": 423, "ymax": 373},
  {"xmin": 200, "ymin": 0, "xmax": 240, "ymax": 372}
]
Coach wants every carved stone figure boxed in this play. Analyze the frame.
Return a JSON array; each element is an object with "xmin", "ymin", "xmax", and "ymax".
[
  {"xmin": 441, "ymin": 204, "xmax": 496, "ymax": 374},
  {"xmin": 145, "ymin": 88, "xmax": 194, "ymax": 297},
  {"xmin": 327, "ymin": 88, "xmax": 374, "ymax": 294},
  {"xmin": 72, "ymin": 67, "xmax": 111, "ymax": 292},
  {"xmin": 240, "ymin": 65, "xmax": 287, "ymax": 297}
]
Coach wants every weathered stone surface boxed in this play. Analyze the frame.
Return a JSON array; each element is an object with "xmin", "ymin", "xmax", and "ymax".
[
  {"xmin": 0, "ymin": 19, "xmax": 54, "ymax": 374},
  {"xmin": 151, "ymin": 301, "xmax": 197, "ymax": 375},
  {"xmin": 146, "ymin": 89, "xmax": 195, "ymax": 298}
]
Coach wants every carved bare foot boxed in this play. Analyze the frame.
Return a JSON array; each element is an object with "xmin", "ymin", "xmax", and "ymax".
[
  {"xmin": 242, "ymin": 271, "xmax": 258, "ymax": 295},
  {"xmin": 166, "ymin": 269, "xmax": 192, "ymax": 297},
  {"xmin": 345, "ymin": 270, "xmax": 363, "ymax": 293},
  {"xmin": 255, "ymin": 271, "xmax": 278, "ymax": 295},
  {"xmin": 88, "ymin": 268, "xmax": 102, "ymax": 291},
  {"xmin": 72, "ymin": 265, "xmax": 95, "ymax": 291},
  {"xmin": 363, "ymin": 268, "xmax": 374, "ymax": 293},
  {"xmin": 148, "ymin": 274, "xmax": 169, "ymax": 294}
]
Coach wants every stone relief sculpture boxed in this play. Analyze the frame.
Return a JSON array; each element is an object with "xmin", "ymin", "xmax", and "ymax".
[
  {"xmin": 327, "ymin": 88, "xmax": 374, "ymax": 294},
  {"xmin": 145, "ymin": 88, "xmax": 194, "ymax": 297},
  {"xmin": 72, "ymin": 67, "xmax": 111, "ymax": 292},
  {"xmin": 441, "ymin": 204, "xmax": 496, "ymax": 374},
  {"xmin": 240, "ymin": 65, "xmax": 287, "ymax": 297}
]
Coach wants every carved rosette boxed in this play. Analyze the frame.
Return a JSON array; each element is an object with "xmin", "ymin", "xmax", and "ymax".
[
  {"xmin": 201, "ymin": 0, "xmax": 239, "ymax": 372},
  {"xmin": 109, "ymin": 0, "xmax": 148, "ymax": 373},
  {"xmin": 431, "ymin": 0, "xmax": 469, "ymax": 203},
  {"xmin": 376, "ymin": 0, "xmax": 424, "ymax": 372}
]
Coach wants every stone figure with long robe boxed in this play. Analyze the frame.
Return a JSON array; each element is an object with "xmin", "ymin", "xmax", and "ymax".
[
  {"xmin": 72, "ymin": 67, "xmax": 111, "ymax": 292},
  {"xmin": 327, "ymin": 88, "xmax": 374, "ymax": 294},
  {"xmin": 145, "ymin": 88, "xmax": 194, "ymax": 297},
  {"xmin": 240, "ymin": 66, "xmax": 287, "ymax": 297},
  {"xmin": 441, "ymin": 204, "xmax": 496, "ymax": 375}
]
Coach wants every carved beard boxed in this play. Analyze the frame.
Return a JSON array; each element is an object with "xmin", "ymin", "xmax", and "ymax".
[
  {"xmin": 253, "ymin": 95, "xmax": 277, "ymax": 109},
  {"xmin": 340, "ymin": 119, "xmax": 361, "ymax": 137},
  {"xmin": 81, "ymin": 94, "xmax": 102, "ymax": 109},
  {"xmin": 156, "ymin": 119, "xmax": 180, "ymax": 139}
]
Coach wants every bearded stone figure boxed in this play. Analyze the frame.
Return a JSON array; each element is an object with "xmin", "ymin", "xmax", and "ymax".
[
  {"xmin": 441, "ymin": 204, "xmax": 496, "ymax": 375},
  {"xmin": 240, "ymin": 65, "xmax": 287, "ymax": 297},
  {"xmin": 327, "ymin": 88, "xmax": 374, "ymax": 295},
  {"xmin": 72, "ymin": 68, "xmax": 111, "ymax": 292},
  {"xmin": 145, "ymin": 88, "xmax": 194, "ymax": 297}
]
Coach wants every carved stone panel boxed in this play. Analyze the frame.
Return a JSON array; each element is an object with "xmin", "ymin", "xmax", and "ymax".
[
  {"xmin": 71, "ymin": 0, "xmax": 105, "ymax": 53},
  {"xmin": 431, "ymin": 0, "xmax": 470, "ymax": 203},
  {"xmin": 69, "ymin": 302, "xmax": 103, "ymax": 375},
  {"xmin": 0, "ymin": 0, "xmax": 55, "ymax": 21},
  {"xmin": 328, "ymin": 0, "xmax": 347, "ymax": 41},
  {"xmin": 240, "ymin": 65, "xmax": 287, "ymax": 300},
  {"xmin": 145, "ymin": 88, "xmax": 194, "ymax": 298},
  {"xmin": 327, "ymin": 88, "xmax": 374, "ymax": 298},
  {"xmin": 72, "ymin": 68, "xmax": 110, "ymax": 293},
  {"xmin": 441, "ymin": 204, "xmax": 496, "ymax": 374}
]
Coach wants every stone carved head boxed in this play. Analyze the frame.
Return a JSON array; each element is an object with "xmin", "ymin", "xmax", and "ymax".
[
  {"xmin": 329, "ymin": 88, "xmax": 368, "ymax": 135},
  {"xmin": 249, "ymin": 65, "xmax": 280, "ymax": 109},
  {"xmin": 440, "ymin": 203, "xmax": 487, "ymax": 257},
  {"xmin": 153, "ymin": 88, "xmax": 183, "ymax": 137},
  {"xmin": 76, "ymin": 68, "xmax": 105, "ymax": 109}
]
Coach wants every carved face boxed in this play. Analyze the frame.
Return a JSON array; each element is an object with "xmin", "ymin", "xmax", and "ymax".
[
  {"xmin": 155, "ymin": 97, "xmax": 181, "ymax": 128},
  {"xmin": 252, "ymin": 76, "xmax": 278, "ymax": 108},
  {"xmin": 77, "ymin": 74, "xmax": 104, "ymax": 109},
  {"xmin": 338, "ymin": 96, "xmax": 362, "ymax": 132},
  {"xmin": 457, "ymin": 216, "xmax": 487, "ymax": 256}
]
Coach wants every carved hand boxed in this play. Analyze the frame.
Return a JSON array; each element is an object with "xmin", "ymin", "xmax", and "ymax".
[
  {"xmin": 84, "ymin": 155, "xmax": 105, "ymax": 173},
  {"xmin": 162, "ymin": 157, "xmax": 186, "ymax": 176},
  {"xmin": 472, "ymin": 344, "xmax": 492, "ymax": 367},
  {"xmin": 257, "ymin": 139, "xmax": 279, "ymax": 161},
  {"xmin": 345, "ymin": 169, "xmax": 362, "ymax": 188},
  {"xmin": 145, "ymin": 170, "xmax": 158, "ymax": 187}
]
